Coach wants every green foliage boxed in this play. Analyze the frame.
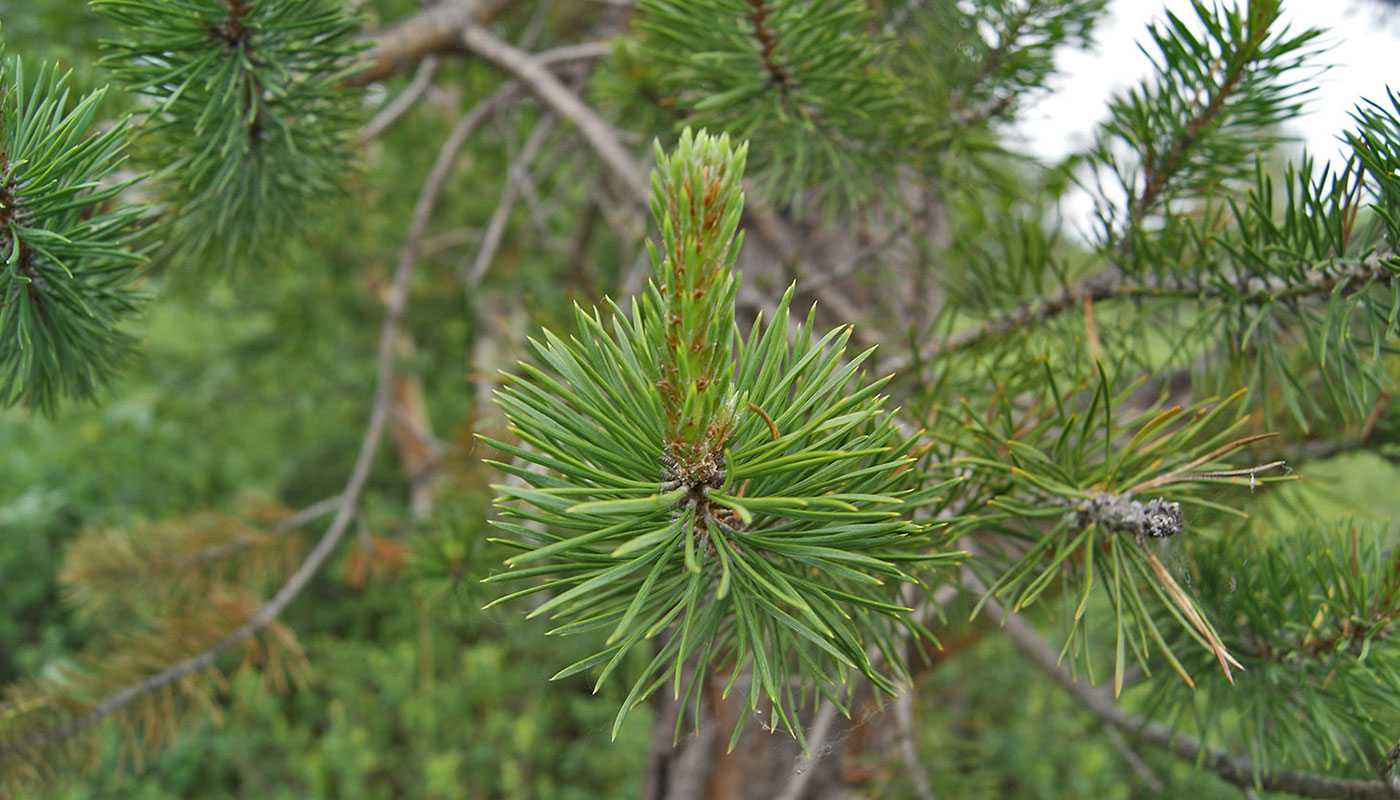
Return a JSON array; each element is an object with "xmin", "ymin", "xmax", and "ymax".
[
  {"xmin": 892, "ymin": 0, "xmax": 1110, "ymax": 127},
  {"xmin": 485, "ymin": 130, "xmax": 961, "ymax": 744},
  {"xmin": 20, "ymin": 542, "xmax": 654, "ymax": 800},
  {"xmin": 0, "ymin": 1, "xmax": 110, "ymax": 79},
  {"xmin": 5, "ymin": 0, "xmax": 1400, "ymax": 795},
  {"xmin": 0, "ymin": 50, "xmax": 146, "ymax": 413},
  {"xmin": 941, "ymin": 374, "xmax": 1292, "ymax": 692},
  {"xmin": 634, "ymin": 0, "xmax": 900, "ymax": 212},
  {"xmin": 905, "ymin": 622, "xmax": 1242, "ymax": 800},
  {"xmin": 1145, "ymin": 519, "xmax": 1400, "ymax": 776},
  {"xmin": 92, "ymin": 0, "xmax": 361, "ymax": 271},
  {"xmin": 1349, "ymin": 89, "xmax": 1400, "ymax": 243},
  {"xmin": 1087, "ymin": 0, "xmax": 1322, "ymax": 245}
]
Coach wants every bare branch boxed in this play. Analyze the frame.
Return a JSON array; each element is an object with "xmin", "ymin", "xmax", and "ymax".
[
  {"xmin": 357, "ymin": 38, "xmax": 613, "ymax": 149},
  {"xmin": 467, "ymin": 113, "xmax": 557, "ymax": 285},
  {"xmin": 356, "ymin": 54, "xmax": 441, "ymax": 144},
  {"xmin": 346, "ymin": 0, "xmax": 517, "ymax": 87},
  {"xmin": 774, "ymin": 701, "xmax": 840, "ymax": 800},
  {"xmin": 942, "ymin": 94, "xmax": 1014, "ymax": 129},
  {"xmin": 1101, "ymin": 724, "xmax": 1165, "ymax": 794},
  {"xmin": 460, "ymin": 23, "xmax": 650, "ymax": 203}
]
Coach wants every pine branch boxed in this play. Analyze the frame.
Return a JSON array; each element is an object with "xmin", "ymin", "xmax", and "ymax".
[
  {"xmin": 0, "ymin": 589, "xmax": 307, "ymax": 780},
  {"xmin": 943, "ymin": 382, "xmax": 1300, "ymax": 690},
  {"xmin": 1142, "ymin": 521, "xmax": 1400, "ymax": 771},
  {"xmin": 979, "ymin": 581, "xmax": 1400, "ymax": 800},
  {"xmin": 893, "ymin": 253, "xmax": 1397, "ymax": 370},
  {"xmin": 1129, "ymin": 3, "xmax": 1270, "ymax": 222},
  {"xmin": 94, "ymin": 0, "xmax": 363, "ymax": 270},
  {"xmin": 172, "ymin": 495, "xmax": 343, "ymax": 572},
  {"xmin": 0, "ymin": 57, "xmax": 146, "ymax": 413},
  {"xmin": 1090, "ymin": 0, "xmax": 1320, "ymax": 249},
  {"xmin": 58, "ymin": 505, "xmax": 332, "ymax": 624},
  {"xmin": 634, "ymin": 0, "xmax": 900, "ymax": 210},
  {"xmin": 485, "ymin": 129, "xmax": 964, "ymax": 745}
]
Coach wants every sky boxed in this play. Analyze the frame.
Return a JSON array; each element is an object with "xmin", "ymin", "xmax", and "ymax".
[{"xmin": 1011, "ymin": 0, "xmax": 1400, "ymax": 231}]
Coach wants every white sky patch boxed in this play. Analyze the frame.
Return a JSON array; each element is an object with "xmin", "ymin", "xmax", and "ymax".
[{"xmin": 1009, "ymin": 0, "xmax": 1400, "ymax": 236}]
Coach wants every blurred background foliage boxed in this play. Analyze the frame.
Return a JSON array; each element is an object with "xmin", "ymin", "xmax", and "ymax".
[{"xmin": 3, "ymin": 0, "xmax": 1400, "ymax": 797}]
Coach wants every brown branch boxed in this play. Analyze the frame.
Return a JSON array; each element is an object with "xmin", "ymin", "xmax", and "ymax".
[
  {"xmin": 355, "ymin": 54, "xmax": 441, "ymax": 143},
  {"xmin": 743, "ymin": 203, "xmax": 873, "ymax": 347},
  {"xmin": 355, "ymin": 39, "xmax": 612, "ymax": 147},
  {"xmin": 976, "ymin": 580, "xmax": 1400, "ymax": 800},
  {"xmin": 460, "ymin": 23, "xmax": 650, "ymax": 204},
  {"xmin": 0, "ymin": 87, "xmax": 503, "ymax": 760},
  {"xmin": 887, "ymin": 253, "xmax": 1398, "ymax": 373},
  {"xmin": 345, "ymin": 0, "xmax": 519, "ymax": 87},
  {"xmin": 466, "ymin": 102, "xmax": 567, "ymax": 283}
]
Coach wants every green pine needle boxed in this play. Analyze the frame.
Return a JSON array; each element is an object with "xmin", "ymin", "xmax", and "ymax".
[
  {"xmin": 92, "ymin": 0, "xmax": 362, "ymax": 271},
  {"xmin": 0, "ymin": 52, "xmax": 146, "ymax": 413},
  {"xmin": 485, "ymin": 130, "xmax": 961, "ymax": 740}
]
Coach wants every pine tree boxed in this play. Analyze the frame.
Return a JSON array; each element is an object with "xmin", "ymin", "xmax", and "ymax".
[{"xmin": 2, "ymin": 0, "xmax": 1400, "ymax": 798}]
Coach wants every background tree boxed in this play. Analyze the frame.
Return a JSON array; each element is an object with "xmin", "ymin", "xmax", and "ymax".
[{"xmin": 1, "ymin": 1, "xmax": 1399, "ymax": 799}]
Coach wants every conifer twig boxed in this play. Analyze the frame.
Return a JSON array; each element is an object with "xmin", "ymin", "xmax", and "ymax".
[
  {"xmin": 976, "ymin": 580, "xmax": 1400, "ymax": 800},
  {"xmin": 1130, "ymin": 5, "xmax": 1270, "ymax": 223},
  {"xmin": 889, "ymin": 254, "xmax": 1397, "ymax": 372}
]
